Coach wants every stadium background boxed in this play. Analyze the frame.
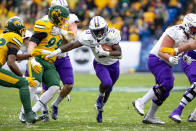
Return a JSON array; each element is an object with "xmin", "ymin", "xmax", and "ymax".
[{"xmin": 1, "ymin": 0, "xmax": 196, "ymax": 72}]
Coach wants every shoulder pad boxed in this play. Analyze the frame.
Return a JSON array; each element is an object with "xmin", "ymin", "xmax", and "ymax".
[
  {"xmin": 8, "ymin": 32, "xmax": 23, "ymax": 48},
  {"xmin": 165, "ymin": 25, "xmax": 182, "ymax": 40},
  {"xmin": 106, "ymin": 28, "xmax": 121, "ymax": 44},
  {"xmin": 78, "ymin": 30, "xmax": 94, "ymax": 46},
  {"xmin": 34, "ymin": 19, "xmax": 51, "ymax": 33}
]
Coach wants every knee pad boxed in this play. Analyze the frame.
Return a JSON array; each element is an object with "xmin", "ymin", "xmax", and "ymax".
[
  {"xmin": 161, "ymin": 79, "xmax": 174, "ymax": 92},
  {"xmin": 183, "ymin": 83, "xmax": 196, "ymax": 102},
  {"xmin": 153, "ymin": 85, "xmax": 170, "ymax": 106}
]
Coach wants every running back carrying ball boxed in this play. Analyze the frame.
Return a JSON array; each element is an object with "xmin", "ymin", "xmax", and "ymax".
[{"xmin": 101, "ymin": 44, "xmax": 113, "ymax": 52}]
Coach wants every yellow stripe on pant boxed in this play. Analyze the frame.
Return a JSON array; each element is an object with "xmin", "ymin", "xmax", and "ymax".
[
  {"xmin": 0, "ymin": 72, "xmax": 19, "ymax": 84},
  {"xmin": 28, "ymin": 60, "xmax": 33, "ymax": 78}
]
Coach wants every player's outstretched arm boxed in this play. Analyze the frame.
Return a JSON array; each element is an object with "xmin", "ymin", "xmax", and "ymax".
[
  {"xmin": 7, "ymin": 43, "xmax": 23, "ymax": 76},
  {"xmin": 46, "ymin": 41, "xmax": 82, "ymax": 58},
  {"xmin": 177, "ymin": 41, "xmax": 196, "ymax": 53},
  {"xmin": 60, "ymin": 41, "xmax": 82, "ymax": 52},
  {"xmin": 16, "ymin": 54, "xmax": 31, "ymax": 61}
]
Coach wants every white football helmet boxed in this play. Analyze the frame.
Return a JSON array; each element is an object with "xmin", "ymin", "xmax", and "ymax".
[
  {"xmin": 89, "ymin": 16, "xmax": 108, "ymax": 41},
  {"xmin": 51, "ymin": 0, "xmax": 68, "ymax": 8},
  {"xmin": 182, "ymin": 13, "xmax": 196, "ymax": 38}
]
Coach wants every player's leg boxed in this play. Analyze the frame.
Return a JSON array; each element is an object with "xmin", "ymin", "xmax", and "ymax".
[
  {"xmin": 169, "ymin": 59, "xmax": 196, "ymax": 123},
  {"xmin": 19, "ymin": 61, "xmax": 43, "ymax": 122},
  {"xmin": 51, "ymin": 57, "xmax": 74, "ymax": 120},
  {"xmin": 188, "ymin": 108, "xmax": 196, "ymax": 122},
  {"xmin": 40, "ymin": 83, "xmax": 50, "ymax": 122},
  {"xmin": 32, "ymin": 61, "xmax": 60, "ymax": 114},
  {"xmin": 133, "ymin": 55, "xmax": 157, "ymax": 116},
  {"xmin": 0, "ymin": 68, "xmax": 44, "ymax": 123},
  {"xmin": 93, "ymin": 60, "xmax": 113, "ymax": 123},
  {"xmin": 103, "ymin": 61, "xmax": 120, "ymax": 105},
  {"xmin": 143, "ymin": 55, "xmax": 174, "ymax": 124}
]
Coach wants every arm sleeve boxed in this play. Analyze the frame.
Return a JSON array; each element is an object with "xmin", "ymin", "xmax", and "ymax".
[
  {"xmin": 30, "ymin": 32, "xmax": 47, "ymax": 45},
  {"xmin": 7, "ymin": 46, "xmax": 18, "ymax": 56}
]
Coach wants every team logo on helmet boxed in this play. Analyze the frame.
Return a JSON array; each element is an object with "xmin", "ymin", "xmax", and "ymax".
[
  {"xmin": 14, "ymin": 20, "xmax": 23, "ymax": 27},
  {"xmin": 49, "ymin": 5, "xmax": 69, "ymax": 27},
  {"xmin": 4, "ymin": 16, "xmax": 25, "ymax": 36},
  {"xmin": 51, "ymin": 9, "xmax": 61, "ymax": 18}
]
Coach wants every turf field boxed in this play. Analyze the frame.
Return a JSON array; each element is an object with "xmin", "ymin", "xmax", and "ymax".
[{"xmin": 0, "ymin": 73, "xmax": 196, "ymax": 131}]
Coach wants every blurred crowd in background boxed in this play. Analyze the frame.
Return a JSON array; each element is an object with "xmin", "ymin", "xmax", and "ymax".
[{"xmin": 0, "ymin": 0, "xmax": 196, "ymax": 41}]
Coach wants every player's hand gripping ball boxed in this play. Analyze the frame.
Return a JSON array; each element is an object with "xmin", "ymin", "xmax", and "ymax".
[{"xmin": 101, "ymin": 44, "xmax": 113, "ymax": 52}]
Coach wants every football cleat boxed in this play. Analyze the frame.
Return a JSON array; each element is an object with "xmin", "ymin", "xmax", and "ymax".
[
  {"xmin": 51, "ymin": 105, "xmax": 58, "ymax": 120},
  {"xmin": 24, "ymin": 111, "xmax": 47, "ymax": 124},
  {"xmin": 95, "ymin": 95, "xmax": 104, "ymax": 123},
  {"xmin": 19, "ymin": 111, "xmax": 26, "ymax": 123},
  {"xmin": 95, "ymin": 104, "xmax": 103, "ymax": 123},
  {"xmin": 42, "ymin": 110, "xmax": 49, "ymax": 122},
  {"xmin": 169, "ymin": 108, "xmax": 182, "ymax": 123},
  {"xmin": 188, "ymin": 114, "xmax": 196, "ymax": 122},
  {"xmin": 132, "ymin": 99, "xmax": 145, "ymax": 116},
  {"xmin": 143, "ymin": 115, "xmax": 165, "ymax": 125},
  {"xmin": 169, "ymin": 114, "xmax": 181, "ymax": 123},
  {"xmin": 67, "ymin": 94, "xmax": 71, "ymax": 102}
]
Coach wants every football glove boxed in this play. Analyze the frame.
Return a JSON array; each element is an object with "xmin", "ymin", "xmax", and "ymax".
[
  {"xmin": 183, "ymin": 54, "xmax": 192, "ymax": 65},
  {"xmin": 51, "ymin": 27, "xmax": 75, "ymax": 42},
  {"xmin": 25, "ymin": 77, "xmax": 38, "ymax": 87},
  {"xmin": 51, "ymin": 26, "xmax": 61, "ymax": 36},
  {"xmin": 169, "ymin": 56, "xmax": 180, "ymax": 65},
  {"xmin": 61, "ymin": 30, "xmax": 75, "ymax": 42},
  {"xmin": 46, "ymin": 48, "xmax": 62, "ymax": 58},
  {"xmin": 160, "ymin": 47, "xmax": 179, "ymax": 56},
  {"xmin": 95, "ymin": 45, "xmax": 110, "ymax": 56},
  {"xmin": 31, "ymin": 58, "xmax": 42, "ymax": 74},
  {"xmin": 41, "ymin": 50, "xmax": 52, "ymax": 55}
]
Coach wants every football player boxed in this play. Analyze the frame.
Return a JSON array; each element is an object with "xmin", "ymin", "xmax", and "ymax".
[
  {"xmin": 42, "ymin": 16, "xmax": 122, "ymax": 123},
  {"xmin": 0, "ymin": 16, "xmax": 45, "ymax": 124},
  {"xmin": 40, "ymin": 0, "xmax": 79, "ymax": 121},
  {"xmin": 132, "ymin": 13, "xmax": 196, "ymax": 124},
  {"xmin": 159, "ymin": 13, "xmax": 196, "ymax": 123},
  {"xmin": 21, "ymin": 5, "xmax": 70, "ymax": 121}
]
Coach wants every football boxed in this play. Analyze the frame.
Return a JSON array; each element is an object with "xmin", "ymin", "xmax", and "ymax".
[{"xmin": 101, "ymin": 44, "xmax": 113, "ymax": 52}]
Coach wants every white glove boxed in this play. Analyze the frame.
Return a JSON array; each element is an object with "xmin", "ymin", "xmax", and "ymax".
[
  {"xmin": 183, "ymin": 55, "xmax": 192, "ymax": 65},
  {"xmin": 46, "ymin": 48, "xmax": 62, "ymax": 58},
  {"xmin": 95, "ymin": 45, "xmax": 110, "ymax": 56},
  {"xmin": 41, "ymin": 50, "xmax": 52, "ymax": 55},
  {"xmin": 61, "ymin": 30, "xmax": 75, "ymax": 42},
  {"xmin": 169, "ymin": 56, "xmax": 180, "ymax": 65},
  {"xmin": 51, "ymin": 26, "xmax": 61, "ymax": 36}
]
